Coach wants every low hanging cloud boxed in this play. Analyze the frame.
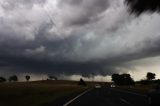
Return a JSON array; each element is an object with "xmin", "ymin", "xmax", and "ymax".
[{"xmin": 0, "ymin": 0, "xmax": 160, "ymax": 79}]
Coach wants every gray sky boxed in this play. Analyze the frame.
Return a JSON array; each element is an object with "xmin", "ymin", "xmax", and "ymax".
[{"xmin": 0, "ymin": 0, "xmax": 160, "ymax": 81}]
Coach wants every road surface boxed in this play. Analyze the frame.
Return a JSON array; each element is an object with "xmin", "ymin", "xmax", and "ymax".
[
  {"xmin": 45, "ymin": 86, "xmax": 148, "ymax": 106},
  {"xmin": 65, "ymin": 86, "xmax": 148, "ymax": 106}
]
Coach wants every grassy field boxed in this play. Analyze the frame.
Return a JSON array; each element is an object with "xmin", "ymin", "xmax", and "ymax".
[
  {"xmin": 0, "ymin": 80, "xmax": 88, "ymax": 106},
  {"xmin": 116, "ymin": 84, "xmax": 153, "ymax": 94}
]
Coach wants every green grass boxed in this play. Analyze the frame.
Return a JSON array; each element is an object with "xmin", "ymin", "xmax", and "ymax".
[{"xmin": 0, "ymin": 80, "xmax": 88, "ymax": 106}]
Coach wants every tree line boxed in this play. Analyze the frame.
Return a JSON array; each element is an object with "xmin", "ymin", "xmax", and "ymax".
[
  {"xmin": 112, "ymin": 73, "xmax": 135, "ymax": 86},
  {"xmin": 0, "ymin": 75, "xmax": 59, "ymax": 83},
  {"xmin": 0, "ymin": 72, "xmax": 158, "ymax": 85},
  {"xmin": 0, "ymin": 75, "xmax": 31, "ymax": 83},
  {"xmin": 111, "ymin": 72, "xmax": 157, "ymax": 86}
]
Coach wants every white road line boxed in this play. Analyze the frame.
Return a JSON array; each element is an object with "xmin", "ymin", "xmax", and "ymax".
[
  {"xmin": 63, "ymin": 89, "xmax": 91, "ymax": 106},
  {"xmin": 112, "ymin": 88, "xmax": 147, "ymax": 97},
  {"xmin": 124, "ymin": 90, "xmax": 146, "ymax": 97},
  {"xmin": 120, "ymin": 98, "xmax": 132, "ymax": 105}
]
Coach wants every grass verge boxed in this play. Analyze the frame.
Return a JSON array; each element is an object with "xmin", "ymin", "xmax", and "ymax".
[{"xmin": 0, "ymin": 80, "xmax": 88, "ymax": 106}]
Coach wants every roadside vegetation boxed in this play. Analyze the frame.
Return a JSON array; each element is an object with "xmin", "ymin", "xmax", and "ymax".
[
  {"xmin": 0, "ymin": 74, "xmax": 107, "ymax": 106},
  {"xmin": 111, "ymin": 72, "xmax": 159, "ymax": 94},
  {"xmin": 0, "ymin": 80, "xmax": 88, "ymax": 106},
  {"xmin": 0, "ymin": 71, "xmax": 159, "ymax": 105}
]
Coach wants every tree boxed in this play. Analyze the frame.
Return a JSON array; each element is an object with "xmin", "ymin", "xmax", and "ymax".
[
  {"xmin": 25, "ymin": 75, "xmax": 30, "ymax": 82},
  {"xmin": 112, "ymin": 73, "xmax": 135, "ymax": 86},
  {"xmin": 146, "ymin": 72, "xmax": 156, "ymax": 81},
  {"xmin": 112, "ymin": 74, "xmax": 120, "ymax": 84},
  {"xmin": 0, "ymin": 77, "xmax": 6, "ymax": 83},
  {"xmin": 48, "ymin": 76, "xmax": 57, "ymax": 80},
  {"xmin": 121, "ymin": 74, "xmax": 135, "ymax": 85},
  {"xmin": 78, "ymin": 78, "xmax": 87, "ymax": 86},
  {"xmin": 9, "ymin": 75, "xmax": 18, "ymax": 82},
  {"xmin": 125, "ymin": 0, "xmax": 160, "ymax": 15}
]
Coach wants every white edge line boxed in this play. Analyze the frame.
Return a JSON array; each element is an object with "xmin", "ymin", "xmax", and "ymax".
[
  {"xmin": 63, "ymin": 89, "xmax": 91, "ymax": 106},
  {"xmin": 125, "ymin": 90, "xmax": 146, "ymax": 97},
  {"xmin": 112, "ymin": 88, "xmax": 147, "ymax": 97},
  {"xmin": 120, "ymin": 98, "xmax": 131, "ymax": 105},
  {"xmin": 121, "ymin": 90, "xmax": 146, "ymax": 97}
]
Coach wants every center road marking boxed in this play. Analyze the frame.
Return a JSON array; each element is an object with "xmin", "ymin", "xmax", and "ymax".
[
  {"xmin": 120, "ymin": 98, "xmax": 133, "ymax": 106},
  {"xmin": 63, "ymin": 89, "xmax": 91, "ymax": 106}
]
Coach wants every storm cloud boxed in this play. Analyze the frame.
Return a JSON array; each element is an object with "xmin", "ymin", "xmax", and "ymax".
[
  {"xmin": 125, "ymin": 0, "xmax": 160, "ymax": 15},
  {"xmin": 0, "ymin": 0, "xmax": 160, "ymax": 79}
]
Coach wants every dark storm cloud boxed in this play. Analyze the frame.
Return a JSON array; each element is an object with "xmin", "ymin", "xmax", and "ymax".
[
  {"xmin": 0, "ymin": 32, "xmax": 117, "ymax": 76},
  {"xmin": 1, "ymin": 0, "xmax": 160, "ymax": 77},
  {"xmin": 1, "ymin": 31, "xmax": 160, "ymax": 76},
  {"xmin": 125, "ymin": 0, "xmax": 160, "ymax": 15}
]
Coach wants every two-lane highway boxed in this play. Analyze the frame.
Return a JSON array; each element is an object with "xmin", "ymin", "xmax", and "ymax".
[{"xmin": 63, "ymin": 86, "xmax": 148, "ymax": 106}]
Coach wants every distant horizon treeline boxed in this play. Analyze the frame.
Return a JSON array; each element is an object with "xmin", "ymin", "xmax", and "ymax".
[
  {"xmin": 0, "ymin": 75, "xmax": 25, "ymax": 82},
  {"xmin": 0, "ymin": 75, "xmax": 88, "ymax": 87},
  {"xmin": 111, "ymin": 73, "xmax": 135, "ymax": 86},
  {"xmin": 0, "ymin": 75, "xmax": 58, "ymax": 83},
  {"xmin": 111, "ymin": 72, "xmax": 158, "ymax": 86},
  {"xmin": 0, "ymin": 72, "xmax": 159, "ymax": 85}
]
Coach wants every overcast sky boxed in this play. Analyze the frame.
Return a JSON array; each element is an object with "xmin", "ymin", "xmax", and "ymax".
[{"xmin": 0, "ymin": 0, "xmax": 160, "ymax": 81}]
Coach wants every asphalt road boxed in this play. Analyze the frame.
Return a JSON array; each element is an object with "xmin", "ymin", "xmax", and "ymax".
[{"xmin": 62, "ymin": 86, "xmax": 148, "ymax": 106}]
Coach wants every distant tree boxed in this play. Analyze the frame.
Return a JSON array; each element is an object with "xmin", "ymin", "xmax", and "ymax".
[
  {"xmin": 78, "ymin": 78, "xmax": 87, "ymax": 86},
  {"xmin": 25, "ymin": 75, "xmax": 30, "ymax": 82},
  {"xmin": 48, "ymin": 76, "xmax": 58, "ymax": 80},
  {"xmin": 9, "ymin": 75, "xmax": 18, "ymax": 82},
  {"xmin": 122, "ymin": 74, "xmax": 135, "ymax": 85},
  {"xmin": 146, "ymin": 72, "xmax": 156, "ymax": 81},
  {"xmin": 112, "ymin": 74, "xmax": 120, "ymax": 84},
  {"xmin": 112, "ymin": 73, "xmax": 135, "ymax": 86},
  {"xmin": 0, "ymin": 77, "xmax": 6, "ymax": 83}
]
